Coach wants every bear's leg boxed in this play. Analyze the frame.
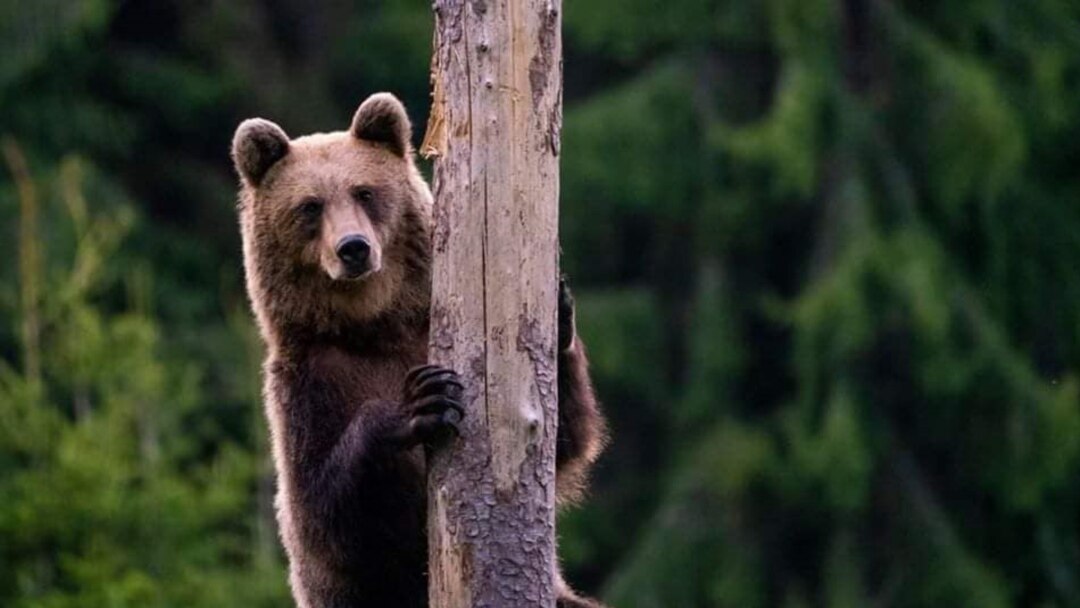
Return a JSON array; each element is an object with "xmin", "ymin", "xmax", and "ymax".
[
  {"xmin": 555, "ymin": 279, "xmax": 607, "ymax": 501},
  {"xmin": 299, "ymin": 364, "xmax": 465, "ymax": 540},
  {"xmin": 557, "ymin": 597, "xmax": 607, "ymax": 608},
  {"xmin": 556, "ymin": 577, "xmax": 607, "ymax": 608}
]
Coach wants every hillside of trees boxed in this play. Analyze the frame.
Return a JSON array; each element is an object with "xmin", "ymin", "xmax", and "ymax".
[{"xmin": 2, "ymin": 1, "xmax": 1079, "ymax": 606}]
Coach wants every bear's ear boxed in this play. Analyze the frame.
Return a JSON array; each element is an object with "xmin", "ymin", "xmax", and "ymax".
[
  {"xmin": 232, "ymin": 118, "xmax": 290, "ymax": 186},
  {"xmin": 351, "ymin": 93, "xmax": 412, "ymax": 157}
]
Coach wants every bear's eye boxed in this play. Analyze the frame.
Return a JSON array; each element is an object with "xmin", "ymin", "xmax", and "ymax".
[
  {"xmin": 298, "ymin": 197, "xmax": 323, "ymax": 220},
  {"xmin": 351, "ymin": 186, "xmax": 375, "ymax": 204}
]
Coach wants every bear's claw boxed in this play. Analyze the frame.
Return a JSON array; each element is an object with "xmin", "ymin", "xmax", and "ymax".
[
  {"xmin": 558, "ymin": 277, "xmax": 576, "ymax": 352},
  {"xmin": 403, "ymin": 365, "xmax": 466, "ymax": 445},
  {"xmin": 406, "ymin": 366, "xmax": 464, "ymax": 402}
]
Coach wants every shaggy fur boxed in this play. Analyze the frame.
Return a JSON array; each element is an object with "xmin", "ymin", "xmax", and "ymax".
[{"xmin": 233, "ymin": 93, "xmax": 607, "ymax": 608}]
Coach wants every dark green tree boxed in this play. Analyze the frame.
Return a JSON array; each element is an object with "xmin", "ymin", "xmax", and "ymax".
[
  {"xmin": 3, "ymin": 0, "xmax": 1080, "ymax": 605},
  {"xmin": 559, "ymin": 0, "xmax": 1080, "ymax": 605}
]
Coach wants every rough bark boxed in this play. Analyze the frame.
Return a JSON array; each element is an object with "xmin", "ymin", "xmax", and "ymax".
[{"xmin": 423, "ymin": 0, "xmax": 563, "ymax": 607}]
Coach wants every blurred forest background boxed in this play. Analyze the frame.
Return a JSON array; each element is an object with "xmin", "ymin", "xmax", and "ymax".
[{"xmin": 2, "ymin": 0, "xmax": 1080, "ymax": 606}]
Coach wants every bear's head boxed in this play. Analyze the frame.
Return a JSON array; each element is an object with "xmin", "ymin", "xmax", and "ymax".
[{"xmin": 232, "ymin": 93, "xmax": 432, "ymax": 340}]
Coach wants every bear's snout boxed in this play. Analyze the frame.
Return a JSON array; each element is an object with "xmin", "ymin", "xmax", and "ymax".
[{"xmin": 336, "ymin": 235, "xmax": 372, "ymax": 278}]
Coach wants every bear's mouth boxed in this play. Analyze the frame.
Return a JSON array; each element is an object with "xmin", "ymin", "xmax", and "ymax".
[
  {"xmin": 332, "ymin": 260, "xmax": 381, "ymax": 283},
  {"xmin": 340, "ymin": 269, "xmax": 373, "ymax": 281}
]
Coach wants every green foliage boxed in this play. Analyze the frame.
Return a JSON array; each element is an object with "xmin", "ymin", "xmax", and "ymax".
[
  {"xmin": 0, "ymin": 157, "xmax": 287, "ymax": 606},
  {"xmin": 561, "ymin": 0, "xmax": 1080, "ymax": 604},
  {"xmin": 715, "ymin": 61, "xmax": 827, "ymax": 197},
  {"xmin": 2, "ymin": 0, "xmax": 1080, "ymax": 606}
]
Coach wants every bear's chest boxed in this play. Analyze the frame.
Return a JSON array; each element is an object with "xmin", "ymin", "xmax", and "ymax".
[{"xmin": 306, "ymin": 339, "xmax": 427, "ymax": 405}]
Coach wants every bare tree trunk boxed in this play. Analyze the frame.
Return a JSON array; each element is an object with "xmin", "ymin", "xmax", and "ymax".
[
  {"xmin": 422, "ymin": 0, "xmax": 562, "ymax": 606},
  {"xmin": 2, "ymin": 138, "xmax": 42, "ymax": 387}
]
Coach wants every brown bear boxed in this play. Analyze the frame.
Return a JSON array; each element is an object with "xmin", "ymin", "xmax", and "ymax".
[{"xmin": 231, "ymin": 92, "xmax": 607, "ymax": 608}]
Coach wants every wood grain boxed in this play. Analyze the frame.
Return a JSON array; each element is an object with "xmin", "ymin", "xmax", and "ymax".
[{"xmin": 424, "ymin": 0, "xmax": 562, "ymax": 605}]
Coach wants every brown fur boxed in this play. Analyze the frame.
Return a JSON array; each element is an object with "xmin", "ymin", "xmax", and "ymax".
[{"xmin": 233, "ymin": 93, "xmax": 606, "ymax": 608}]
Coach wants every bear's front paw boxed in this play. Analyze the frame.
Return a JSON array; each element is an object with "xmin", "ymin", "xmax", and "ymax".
[
  {"xmin": 558, "ymin": 277, "xmax": 576, "ymax": 352},
  {"xmin": 402, "ymin": 365, "xmax": 466, "ymax": 446}
]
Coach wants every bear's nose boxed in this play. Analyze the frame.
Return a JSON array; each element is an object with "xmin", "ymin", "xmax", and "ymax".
[{"xmin": 336, "ymin": 235, "xmax": 371, "ymax": 275}]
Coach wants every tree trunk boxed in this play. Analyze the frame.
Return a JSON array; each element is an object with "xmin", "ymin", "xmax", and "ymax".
[
  {"xmin": 2, "ymin": 138, "xmax": 43, "ymax": 387},
  {"xmin": 422, "ymin": 0, "xmax": 562, "ymax": 606}
]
